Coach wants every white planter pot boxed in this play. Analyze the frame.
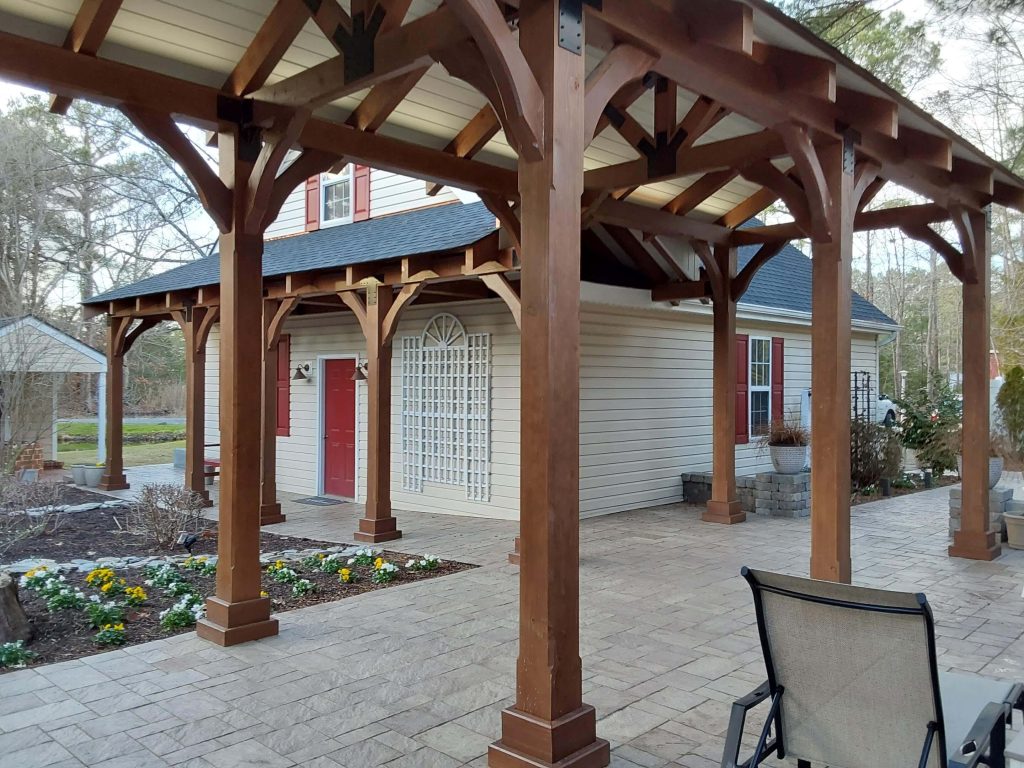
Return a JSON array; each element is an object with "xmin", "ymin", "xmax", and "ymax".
[
  {"xmin": 956, "ymin": 456, "xmax": 1004, "ymax": 489},
  {"xmin": 83, "ymin": 466, "xmax": 104, "ymax": 488},
  {"xmin": 1006, "ymin": 513, "xmax": 1024, "ymax": 550},
  {"xmin": 770, "ymin": 445, "xmax": 807, "ymax": 475},
  {"xmin": 70, "ymin": 464, "xmax": 88, "ymax": 485}
]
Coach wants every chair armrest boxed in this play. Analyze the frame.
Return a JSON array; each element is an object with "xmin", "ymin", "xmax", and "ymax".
[
  {"xmin": 722, "ymin": 681, "xmax": 776, "ymax": 768},
  {"xmin": 948, "ymin": 701, "xmax": 1008, "ymax": 768}
]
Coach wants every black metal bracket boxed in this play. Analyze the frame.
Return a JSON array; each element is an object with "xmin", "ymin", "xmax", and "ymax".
[
  {"xmin": 559, "ymin": 0, "xmax": 601, "ymax": 55},
  {"xmin": 333, "ymin": 4, "xmax": 386, "ymax": 84}
]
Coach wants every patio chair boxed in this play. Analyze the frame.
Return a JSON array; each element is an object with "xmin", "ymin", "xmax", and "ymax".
[{"xmin": 722, "ymin": 567, "xmax": 1024, "ymax": 768}]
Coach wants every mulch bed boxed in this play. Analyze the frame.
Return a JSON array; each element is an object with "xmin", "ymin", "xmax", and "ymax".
[
  {"xmin": 3, "ymin": 505, "xmax": 475, "ymax": 672},
  {"xmin": 852, "ymin": 473, "xmax": 959, "ymax": 506}
]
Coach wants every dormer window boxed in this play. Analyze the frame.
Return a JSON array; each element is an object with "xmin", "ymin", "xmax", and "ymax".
[{"xmin": 321, "ymin": 165, "xmax": 353, "ymax": 226}]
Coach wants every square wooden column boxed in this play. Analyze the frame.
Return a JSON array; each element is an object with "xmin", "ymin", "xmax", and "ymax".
[
  {"xmin": 950, "ymin": 208, "xmax": 999, "ymax": 560},
  {"xmin": 196, "ymin": 122, "xmax": 277, "ymax": 647},
  {"xmin": 98, "ymin": 316, "xmax": 129, "ymax": 491},
  {"xmin": 183, "ymin": 309, "xmax": 211, "ymax": 507},
  {"xmin": 809, "ymin": 137, "xmax": 854, "ymax": 584},
  {"xmin": 355, "ymin": 284, "xmax": 401, "ymax": 543},
  {"xmin": 260, "ymin": 308, "xmax": 285, "ymax": 525},
  {"xmin": 703, "ymin": 246, "xmax": 744, "ymax": 524},
  {"xmin": 489, "ymin": 2, "xmax": 608, "ymax": 766}
]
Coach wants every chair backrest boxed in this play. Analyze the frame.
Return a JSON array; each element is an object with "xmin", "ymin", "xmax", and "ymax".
[{"xmin": 743, "ymin": 568, "xmax": 945, "ymax": 768}]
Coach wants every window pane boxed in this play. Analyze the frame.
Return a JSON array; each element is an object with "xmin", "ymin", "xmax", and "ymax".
[
  {"xmin": 323, "ymin": 178, "xmax": 351, "ymax": 222},
  {"xmin": 750, "ymin": 338, "xmax": 771, "ymax": 386},
  {"xmin": 751, "ymin": 391, "xmax": 770, "ymax": 436}
]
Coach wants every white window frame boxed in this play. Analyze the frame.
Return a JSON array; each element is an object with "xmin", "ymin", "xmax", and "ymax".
[
  {"xmin": 749, "ymin": 336, "xmax": 772, "ymax": 439},
  {"xmin": 320, "ymin": 164, "xmax": 354, "ymax": 228}
]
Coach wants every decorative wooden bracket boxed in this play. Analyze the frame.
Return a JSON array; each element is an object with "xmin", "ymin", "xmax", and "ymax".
[
  {"xmin": 900, "ymin": 222, "xmax": 967, "ymax": 283},
  {"xmin": 261, "ymin": 148, "xmax": 342, "ymax": 232},
  {"xmin": 692, "ymin": 240, "xmax": 725, "ymax": 303},
  {"xmin": 381, "ymin": 283, "xmax": 423, "ymax": 344},
  {"xmin": 777, "ymin": 122, "xmax": 833, "ymax": 242},
  {"xmin": 444, "ymin": 0, "xmax": 544, "ymax": 160},
  {"xmin": 265, "ymin": 297, "xmax": 300, "ymax": 350},
  {"xmin": 583, "ymin": 44, "xmax": 657, "ymax": 145},
  {"xmin": 732, "ymin": 240, "xmax": 786, "ymax": 300},
  {"xmin": 480, "ymin": 273, "xmax": 521, "ymax": 330},
  {"xmin": 117, "ymin": 317, "xmax": 159, "ymax": 356},
  {"xmin": 194, "ymin": 306, "xmax": 220, "ymax": 355},
  {"xmin": 246, "ymin": 109, "xmax": 312, "ymax": 234},
  {"xmin": 738, "ymin": 161, "xmax": 811, "ymax": 236},
  {"xmin": 339, "ymin": 289, "xmax": 371, "ymax": 339},
  {"xmin": 479, "ymin": 192, "xmax": 522, "ymax": 254},
  {"xmin": 949, "ymin": 205, "xmax": 981, "ymax": 285}
]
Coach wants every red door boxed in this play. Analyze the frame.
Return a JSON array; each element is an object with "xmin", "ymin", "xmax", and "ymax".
[{"xmin": 323, "ymin": 359, "xmax": 356, "ymax": 497}]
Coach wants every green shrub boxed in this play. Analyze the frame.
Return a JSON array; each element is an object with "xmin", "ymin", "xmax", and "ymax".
[
  {"xmin": 896, "ymin": 383, "xmax": 961, "ymax": 475},
  {"xmin": 0, "ymin": 641, "xmax": 36, "ymax": 668},
  {"xmin": 851, "ymin": 422, "xmax": 902, "ymax": 490},
  {"xmin": 996, "ymin": 366, "xmax": 1024, "ymax": 459}
]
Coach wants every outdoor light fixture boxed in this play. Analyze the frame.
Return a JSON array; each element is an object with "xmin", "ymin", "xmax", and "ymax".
[
  {"xmin": 351, "ymin": 362, "xmax": 369, "ymax": 381},
  {"xmin": 292, "ymin": 363, "xmax": 311, "ymax": 381}
]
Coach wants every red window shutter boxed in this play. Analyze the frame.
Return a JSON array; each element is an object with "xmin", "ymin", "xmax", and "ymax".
[
  {"xmin": 353, "ymin": 165, "xmax": 370, "ymax": 222},
  {"xmin": 736, "ymin": 334, "xmax": 749, "ymax": 445},
  {"xmin": 276, "ymin": 335, "xmax": 291, "ymax": 437},
  {"xmin": 771, "ymin": 336, "xmax": 785, "ymax": 426},
  {"xmin": 304, "ymin": 176, "xmax": 320, "ymax": 232}
]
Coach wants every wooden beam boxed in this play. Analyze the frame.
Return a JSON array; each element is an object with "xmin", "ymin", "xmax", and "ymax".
[
  {"xmin": 480, "ymin": 273, "xmax": 521, "ymax": 329},
  {"xmin": 651, "ymin": 280, "xmax": 709, "ymax": 302},
  {"xmin": 751, "ymin": 42, "xmax": 835, "ymax": 101},
  {"xmin": 583, "ymin": 44, "xmax": 657, "ymax": 144},
  {"xmin": 348, "ymin": 66, "xmax": 428, "ymax": 133},
  {"xmin": 426, "ymin": 106, "xmax": 501, "ymax": 196},
  {"xmin": 732, "ymin": 202, "xmax": 953, "ymax": 244},
  {"xmin": 172, "ymin": 307, "xmax": 211, "ymax": 506},
  {"xmin": 224, "ymin": 0, "xmax": 308, "ymax": 97},
  {"xmin": 603, "ymin": 224, "xmax": 669, "ymax": 283},
  {"xmin": 49, "ymin": 0, "xmax": 124, "ymax": 114},
  {"xmin": 717, "ymin": 186, "xmax": 779, "ymax": 229},
  {"xmin": 593, "ymin": 198, "xmax": 731, "ymax": 245}
]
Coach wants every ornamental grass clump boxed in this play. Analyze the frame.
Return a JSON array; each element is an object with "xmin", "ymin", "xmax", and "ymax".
[
  {"xmin": 371, "ymin": 557, "xmax": 399, "ymax": 584},
  {"xmin": 160, "ymin": 594, "xmax": 204, "ymax": 630},
  {"xmin": 94, "ymin": 623, "xmax": 126, "ymax": 647},
  {"xmin": 0, "ymin": 640, "xmax": 36, "ymax": 668}
]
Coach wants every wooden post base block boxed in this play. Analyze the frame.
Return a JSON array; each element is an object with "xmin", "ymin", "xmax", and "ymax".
[
  {"xmin": 810, "ymin": 556, "xmax": 852, "ymax": 584},
  {"xmin": 702, "ymin": 500, "xmax": 745, "ymax": 525},
  {"xmin": 508, "ymin": 536, "xmax": 521, "ymax": 565},
  {"xmin": 197, "ymin": 595, "xmax": 277, "ymax": 646},
  {"xmin": 98, "ymin": 475, "xmax": 129, "ymax": 491},
  {"xmin": 259, "ymin": 503, "xmax": 286, "ymax": 526},
  {"xmin": 354, "ymin": 516, "xmax": 402, "ymax": 543},
  {"xmin": 949, "ymin": 531, "xmax": 1001, "ymax": 561},
  {"xmin": 489, "ymin": 705, "xmax": 609, "ymax": 768}
]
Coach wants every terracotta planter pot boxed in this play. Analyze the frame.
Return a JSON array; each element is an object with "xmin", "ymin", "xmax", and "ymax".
[
  {"xmin": 1006, "ymin": 513, "xmax": 1024, "ymax": 550},
  {"xmin": 770, "ymin": 445, "xmax": 807, "ymax": 474},
  {"xmin": 956, "ymin": 456, "xmax": 1004, "ymax": 489}
]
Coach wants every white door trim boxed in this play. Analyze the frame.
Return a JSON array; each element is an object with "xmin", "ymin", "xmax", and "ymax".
[{"xmin": 317, "ymin": 354, "xmax": 360, "ymax": 501}]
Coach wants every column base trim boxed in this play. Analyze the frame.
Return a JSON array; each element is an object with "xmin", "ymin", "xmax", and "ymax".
[
  {"xmin": 98, "ymin": 475, "xmax": 129, "ymax": 491},
  {"xmin": 196, "ymin": 617, "xmax": 279, "ymax": 646},
  {"xmin": 508, "ymin": 536, "xmax": 521, "ymax": 565},
  {"xmin": 196, "ymin": 595, "xmax": 277, "ymax": 647},
  {"xmin": 354, "ymin": 516, "xmax": 401, "ymax": 543},
  {"xmin": 702, "ymin": 500, "xmax": 745, "ymax": 525},
  {"xmin": 260, "ymin": 502, "xmax": 286, "ymax": 526},
  {"xmin": 949, "ymin": 531, "xmax": 1001, "ymax": 561},
  {"xmin": 489, "ymin": 705, "xmax": 608, "ymax": 768}
]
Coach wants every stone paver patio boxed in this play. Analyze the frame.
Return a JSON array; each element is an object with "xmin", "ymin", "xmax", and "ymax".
[{"xmin": 3, "ymin": 483, "xmax": 1023, "ymax": 767}]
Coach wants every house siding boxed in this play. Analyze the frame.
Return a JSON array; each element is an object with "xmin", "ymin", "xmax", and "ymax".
[{"xmin": 202, "ymin": 298, "xmax": 881, "ymax": 521}]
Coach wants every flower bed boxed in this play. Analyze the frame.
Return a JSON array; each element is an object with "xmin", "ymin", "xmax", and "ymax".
[{"xmin": 3, "ymin": 545, "xmax": 472, "ymax": 672}]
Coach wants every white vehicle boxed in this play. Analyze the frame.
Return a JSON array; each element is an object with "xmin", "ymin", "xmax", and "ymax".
[{"xmin": 875, "ymin": 395, "xmax": 898, "ymax": 426}]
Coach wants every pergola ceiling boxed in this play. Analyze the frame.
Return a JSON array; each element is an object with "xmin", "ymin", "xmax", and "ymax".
[{"xmin": 3, "ymin": 0, "xmax": 1021, "ymax": 234}]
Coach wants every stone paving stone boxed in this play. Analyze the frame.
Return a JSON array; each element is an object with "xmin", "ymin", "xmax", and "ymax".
[{"xmin": 5, "ymin": 739, "xmax": 76, "ymax": 768}]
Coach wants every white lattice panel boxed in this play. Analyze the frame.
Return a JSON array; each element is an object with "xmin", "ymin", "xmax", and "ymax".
[{"xmin": 401, "ymin": 336, "xmax": 422, "ymax": 492}]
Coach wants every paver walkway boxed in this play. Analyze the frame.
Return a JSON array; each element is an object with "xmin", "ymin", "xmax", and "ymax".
[{"xmin": 2, "ymin": 487, "xmax": 1023, "ymax": 767}]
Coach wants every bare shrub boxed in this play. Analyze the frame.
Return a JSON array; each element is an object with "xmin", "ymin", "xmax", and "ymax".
[
  {"xmin": 127, "ymin": 483, "xmax": 206, "ymax": 549},
  {"xmin": 0, "ymin": 477, "xmax": 66, "ymax": 557}
]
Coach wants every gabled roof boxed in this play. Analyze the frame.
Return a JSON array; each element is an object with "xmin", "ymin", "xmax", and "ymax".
[
  {"xmin": 86, "ymin": 201, "xmax": 500, "ymax": 305},
  {"xmin": 0, "ymin": 315, "xmax": 106, "ymax": 372},
  {"xmin": 85, "ymin": 201, "xmax": 895, "ymax": 328}
]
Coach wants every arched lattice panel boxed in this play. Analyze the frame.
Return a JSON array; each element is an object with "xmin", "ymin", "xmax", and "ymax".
[{"xmin": 401, "ymin": 313, "xmax": 491, "ymax": 501}]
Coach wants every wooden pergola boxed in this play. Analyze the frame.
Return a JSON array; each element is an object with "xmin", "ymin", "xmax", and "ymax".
[{"xmin": 6, "ymin": 0, "xmax": 1024, "ymax": 765}]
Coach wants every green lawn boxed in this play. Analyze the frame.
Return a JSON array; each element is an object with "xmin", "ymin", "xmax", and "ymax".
[
  {"xmin": 58, "ymin": 421, "xmax": 185, "ymax": 440},
  {"xmin": 58, "ymin": 440, "xmax": 187, "ymax": 467}
]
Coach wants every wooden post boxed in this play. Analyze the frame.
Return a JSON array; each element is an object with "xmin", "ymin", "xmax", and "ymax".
[
  {"xmin": 178, "ymin": 307, "xmax": 211, "ymax": 507},
  {"xmin": 355, "ymin": 284, "xmax": 401, "ymax": 543},
  {"xmin": 950, "ymin": 208, "xmax": 999, "ymax": 560},
  {"xmin": 260, "ymin": 300, "xmax": 286, "ymax": 525},
  {"xmin": 490, "ymin": 2, "xmax": 608, "ymax": 766},
  {"xmin": 195, "ymin": 120, "xmax": 278, "ymax": 647},
  {"xmin": 809, "ymin": 136, "xmax": 854, "ymax": 584},
  {"xmin": 98, "ymin": 316, "xmax": 129, "ymax": 491},
  {"xmin": 703, "ymin": 245, "xmax": 744, "ymax": 524}
]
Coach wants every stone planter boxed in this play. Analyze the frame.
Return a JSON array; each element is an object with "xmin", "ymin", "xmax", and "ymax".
[
  {"xmin": 770, "ymin": 445, "xmax": 807, "ymax": 475},
  {"xmin": 70, "ymin": 464, "xmax": 89, "ymax": 485},
  {"xmin": 83, "ymin": 465, "xmax": 104, "ymax": 488},
  {"xmin": 956, "ymin": 456, "xmax": 1004, "ymax": 489},
  {"xmin": 1006, "ymin": 513, "xmax": 1024, "ymax": 550}
]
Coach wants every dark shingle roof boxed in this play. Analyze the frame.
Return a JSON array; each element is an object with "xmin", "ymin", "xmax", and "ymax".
[
  {"xmin": 87, "ymin": 201, "xmax": 499, "ymax": 305},
  {"xmin": 738, "ymin": 239, "xmax": 896, "ymax": 327},
  {"xmin": 86, "ymin": 201, "xmax": 895, "ymax": 328}
]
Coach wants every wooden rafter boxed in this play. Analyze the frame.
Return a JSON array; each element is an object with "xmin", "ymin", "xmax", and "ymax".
[
  {"xmin": 663, "ymin": 170, "xmax": 738, "ymax": 216},
  {"xmin": 224, "ymin": 0, "xmax": 307, "ymax": 97},
  {"xmin": 426, "ymin": 106, "xmax": 501, "ymax": 196},
  {"xmin": 594, "ymin": 199, "xmax": 732, "ymax": 246},
  {"xmin": 647, "ymin": 236, "xmax": 694, "ymax": 282},
  {"xmin": 718, "ymin": 186, "xmax": 780, "ymax": 229},
  {"xmin": 49, "ymin": 0, "xmax": 123, "ymax": 114},
  {"xmin": 602, "ymin": 224, "xmax": 669, "ymax": 284}
]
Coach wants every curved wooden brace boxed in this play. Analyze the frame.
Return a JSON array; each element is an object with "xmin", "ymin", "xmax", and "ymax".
[
  {"xmin": 584, "ymin": 44, "xmax": 657, "ymax": 144},
  {"xmin": 382, "ymin": 283, "xmax": 424, "ymax": 344},
  {"xmin": 339, "ymin": 290, "xmax": 370, "ymax": 338},
  {"xmin": 738, "ymin": 161, "xmax": 811, "ymax": 237},
  {"xmin": 261, "ymin": 148, "xmax": 341, "ymax": 232},
  {"xmin": 246, "ymin": 109, "xmax": 311, "ymax": 235},
  {"xmin": 949, "ymin": 205, "xmax": 980, "ymax": 285},
  {"xmin": 194, "ymin": 306, "xmax": 220, "ymax": 355},
  {"xmin": 853, "ymin": 161, "xmax": 882, "ymax": 209},
  {"xmin": 479, "ymin": 191, "xmax": 522, "ymax": 254},
  {"xmin": 480, "ymin": 273, "xmax": 521, "ymax": 330},
  {"xmin": 777, "ymin": 123, "xmax": 833, "ymax": 242},
  {"xmin": 444, "ymin": 0, "xmax": 544, "ymax": 160},
  {"xmin": 110, "ymin": 316, "xmax": 133, "ymax": 358},
  {"xmin": 691, "ymin": 240, "xmax": 724, "ymax": 301},
  {"xmin": 119, "ymin": 317, "xmax": 160, "ymax": 356},
  {"xmin": 265, "ymin": 297, "xmax": 300, "ymax": 350},
  {"xmin": 900, "ymin": 222, "xmax": 966, "ymax": 283},
  {"xmin": 731, "ymin": 240, "xmax": 786, "ymax": 301},
  {"xmin": 121, "ymin": 106, "xmax": 232, "ymax": 234}
]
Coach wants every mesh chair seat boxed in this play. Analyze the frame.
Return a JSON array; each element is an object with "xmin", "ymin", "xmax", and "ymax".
[{"xmin": 940, "ymin": 671, "xmax": 1018, "ymax": 760}]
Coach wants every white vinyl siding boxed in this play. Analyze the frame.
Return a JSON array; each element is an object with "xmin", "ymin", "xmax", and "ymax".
[{"xmin": 370, "ymin": 170, "xmax": 458, "ymax": 217}]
